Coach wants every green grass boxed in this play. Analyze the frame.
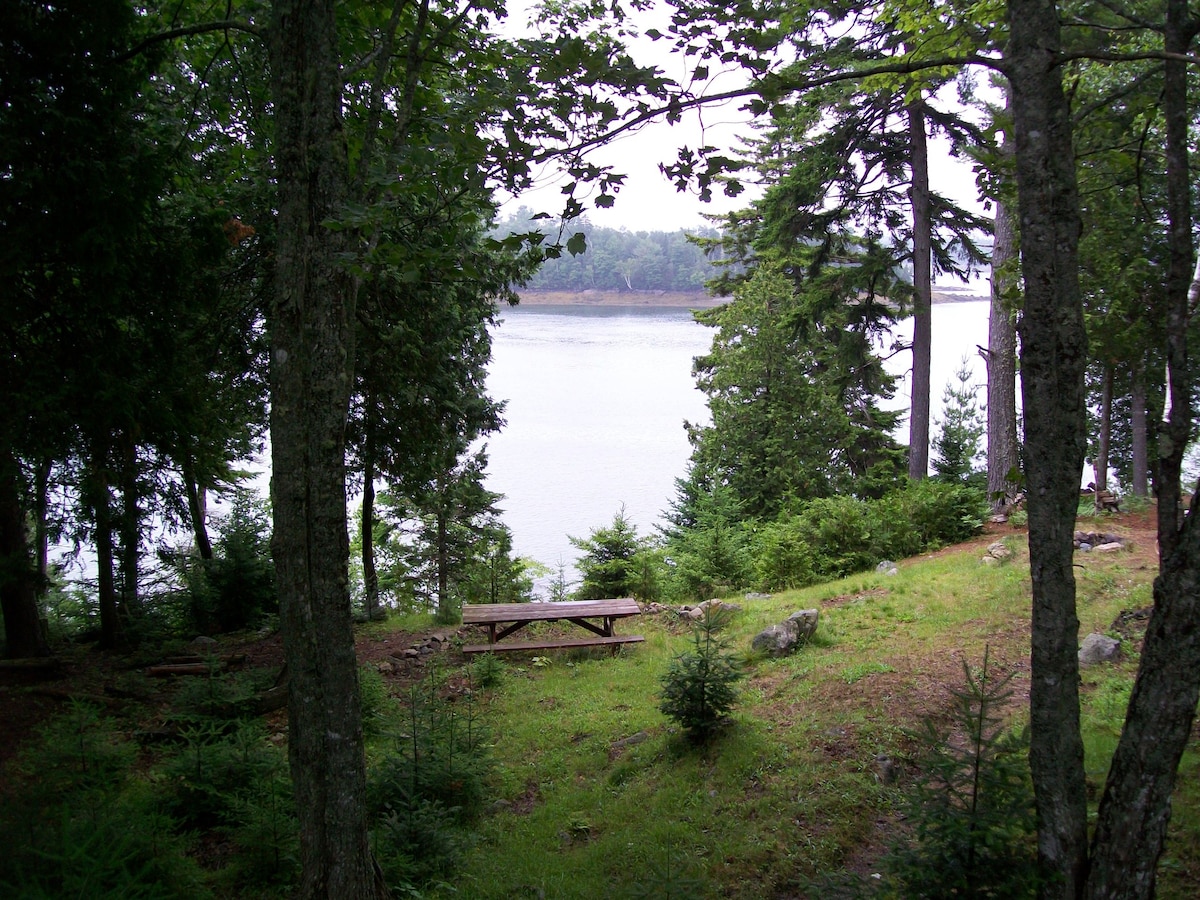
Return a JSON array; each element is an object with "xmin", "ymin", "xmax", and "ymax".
[{"xmin": 415, "ymin": 532, "xmax": 1200, "ymax": 898}]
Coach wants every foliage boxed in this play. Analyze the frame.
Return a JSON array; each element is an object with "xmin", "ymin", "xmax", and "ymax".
[
  {"xmin": 933, "ymin": 356, "xmax": 987, "ymax": 483},
  {"xmin": 571, "ymin": 508, "xmax": 659, "ymax": 601},
  {"xmin": 0, "ymin": 703, "xmax": 208, "ymax": 898},
  {"xmin": 659, "ymin": 606, "xmax": 744, "ymax": 743},
  {"xmin": 180, "ymin": 491, "xmax": 276, "ymax": 634},
  {"xmin": 748, "ymin": 480, "xmax": 988, "ymax": 594},
  {"xmin": 494, "ymin": 210, "xmax": 723, "ymax": 293},
  {"xmin": 686, "ymin": 262, "xmax": 906, "ymax": 522},
  {"xmin": 884, "ymin": 649, "xmax": 1038, "ymax": 898},
  {"xmin": 367, "ymin": 673, "xmax": 492, "ymax": 890}
]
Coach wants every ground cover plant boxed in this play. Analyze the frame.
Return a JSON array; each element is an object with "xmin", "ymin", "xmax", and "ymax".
[{"xmin": 0, "ymin": 507, "xmax": 1197, "ymax": 896}]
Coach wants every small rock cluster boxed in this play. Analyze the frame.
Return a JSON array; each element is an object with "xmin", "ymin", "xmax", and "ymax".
[
  {"xmin": 643, "ymin": 598, "xmax": 743, "ymax": 620},
  {"xmin": 751, "ymin": 609, "xmax": 819, "ymax": 657},
  {"xmin": 381, "ymin": 632, "xmax": 454, "ymax": 671},
  {"xmin": 981, "ymin": 541, "xmax": 1014, "ymax": 565},
  {"xmin": 1074, "ymin": 531, "xmax": 1126, "ymax": 552}
]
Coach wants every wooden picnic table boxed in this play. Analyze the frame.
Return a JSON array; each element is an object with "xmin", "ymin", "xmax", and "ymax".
[{"xmin": 461, "ymin": 597, "xmax": 643, "ymax": 654}]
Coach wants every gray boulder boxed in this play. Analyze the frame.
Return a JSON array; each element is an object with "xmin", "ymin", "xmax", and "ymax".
[
  {"xmin": 1079, "ymin": 632, "xmax": 1121, "ymax": 667},
  {"xmin": 752, "ymin": 608, "xmax": 819, "ymax": 657}
]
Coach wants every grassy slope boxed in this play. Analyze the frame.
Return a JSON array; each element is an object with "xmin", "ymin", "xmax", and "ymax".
[{"xmin": 440, "ymin": 517, "xmax": 1200, "ymax": 899}]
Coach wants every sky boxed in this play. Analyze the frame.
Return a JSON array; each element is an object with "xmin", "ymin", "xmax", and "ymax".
[{"xmin": 496, "ymin": 2, "xmax": 993, "ymax": 241}]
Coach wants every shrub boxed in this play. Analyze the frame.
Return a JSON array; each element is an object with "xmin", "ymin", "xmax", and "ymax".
[
  {"xmin": 659, "ymin": 605, "xmax": 744, "ymax": 743},
  {"xmin": 368, "ymin": 675, "xmax": 492, "ymax": 890},
  {"xmin": 183, "ymin": 490, "xmax": 276, "ymax": 633},
  {"xmin": 884, "ymin": 647, "xmax": 1038, "ymax": 898},
  {"xmin": 0, "ymin": 704, "xmax": 208, "ymax": 898},
  {"xmin": 751, "ymin": 519, "xmax": 817, "ymax": 592}
]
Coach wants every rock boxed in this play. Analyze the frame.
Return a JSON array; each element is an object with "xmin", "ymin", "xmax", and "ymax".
[
  {"xmin": 1079, "ymin": 633, "xmax": 1121, "ymax": 667},
  {"xmin": 744, "ymin": 592, "xmax": 772, "ymax": 600},
  {"xmin": 610, "ymin": 731, "xmax": 649, "ymax": 753},
  {"xmin": 1094, "ymin": 541, "xmax": 1124, "ymax": 553},
  {"xmin": 1078, "ymin": 543, "xmax": 1093, "ymax": 552},
  {"xmin": 752, "ymin": 623, "xmax": 796, "ymax": 656},
  {"xmin": 752, "ymin": 609, "xmax": 819, "ymax": 657},
  {"xmin": 986, "ymin": 541, "xmax": 1012, "ymax": 560},
  {"xmin": 876, "ymin": 560, "xmax": 898, "ymax": 576},
  {"xmin": 190, "ymin": 635, "xmax": 218, "ymax": 646},
  {"xmin": 787, "ymin": 609, "xmax": 819, "ymax": 642},
  {"xmin": 376, "ymin": 660, "xmax": 395, "ymax": 674}
]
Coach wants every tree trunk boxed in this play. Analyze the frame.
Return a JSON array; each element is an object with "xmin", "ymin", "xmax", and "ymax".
[
  {"xmin": 1006, "ymin": 1, "xmax": 1091, "ymax": 894},
  {"xmin": 1094, "ymin": 365, "xmax": 1112, "ymax": 510},
  {"xmin": 118, "ymin": 429, "xmax": 140, "ymax": 617},
  {"xmin": 0, "ymin": 454, "xmax": 50, "ymax": 658},
  {"xmin": 1083, "ymin": 1, "xmax": 1199, "ymax": 895},
  {"xmin": 268, "ymin": 1, "xmax": 382, "ymax": 896},
  {"xmin": 89, "ymin": 452, "xmax": 122, "ymax": 650},
  {"xmin": 182, "ymin": 452, "xmax": 213, "ymax": 560},
  {"xmin": 907, "ymin": 99, "xmax": 932, "ymax": 481},
  {"xmin": 985, "ymin": 186, "xmax": 1021, "ymax": 509},
  {"xmin": 362, "ymin": 415, "xmax": 380, "ymax": 621},
  {"xmin": 1131, "ymin": 363, "xmax": 1148, "ymax": 498},
  {"xmin": 436, "ymin": 468, "xmax": 451, "ymax": 621},
  {"xmin": 34, "ymin": 458, "xmax": 51, "ymax": 592}
]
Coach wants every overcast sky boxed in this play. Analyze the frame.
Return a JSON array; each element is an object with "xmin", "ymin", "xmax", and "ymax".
[{"xmin": 496, "ymin": 0, "xmax": 993, "ymax": 295}]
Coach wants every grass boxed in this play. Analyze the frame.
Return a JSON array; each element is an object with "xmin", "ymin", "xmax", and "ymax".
[
  {"xmin": 415, "ymin": 527, "xmax": 1200, "ymax": 898},
  {"xmin": 5, "ymin": 516, "xmax": 1195, "ymax": 897}
]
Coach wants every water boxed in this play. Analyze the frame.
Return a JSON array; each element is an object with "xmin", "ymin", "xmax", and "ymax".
[
  {"xmin": 484, "ymin": 305, "xmax": 712, "ymax": 577},
  {"xmin": 483, "ymin": 299, "xmax": 993, "ymax": 583}
]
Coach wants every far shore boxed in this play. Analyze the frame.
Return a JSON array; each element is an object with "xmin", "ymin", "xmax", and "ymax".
[
  {"xmin": 514, "ymin": 289, "xmax": 724, "ymax": 308},
  {"xmin": 515, "ymin": 286, "xmax": 989, "ymax": 309}
]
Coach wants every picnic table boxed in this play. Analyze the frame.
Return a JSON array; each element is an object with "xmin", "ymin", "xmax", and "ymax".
[{"xmin": 461, "ymin": 597, "xmax": 644, "ymax": 654}]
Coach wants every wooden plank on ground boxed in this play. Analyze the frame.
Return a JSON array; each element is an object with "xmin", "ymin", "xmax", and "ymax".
[{"xmin": 461, "ymin": 635, "xmax": 645, "ymax": 655}]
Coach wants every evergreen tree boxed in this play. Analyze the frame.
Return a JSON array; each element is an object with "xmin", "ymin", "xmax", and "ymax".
[{"xmin": 932, "ymin": 356, "xmax": 986, "ymax": 483}]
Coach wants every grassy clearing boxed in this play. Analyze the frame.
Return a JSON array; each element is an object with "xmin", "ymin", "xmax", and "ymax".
[{"xmin": 428, "ymin": 524, "xmax": 1199, "ymax": 897}]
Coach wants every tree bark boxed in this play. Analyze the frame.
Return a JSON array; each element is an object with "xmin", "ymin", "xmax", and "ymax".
[
  {"xmin": 268, "ymin": 1, "xmax": 382, "ymax": 896},
  {"xmin": 1153, "ymin": 0, "xmax": 1193, "ymax": 565},
  {"xmin": 182, "ymin": 452, "xmax": 213, "ymax": 560},
  {"xmin": 89, "ymin": 451, "xmax": 122, "ymax": 650},
  {"xmin": 118, "ymin": 428, "xmax": 140, "ymax": 617},
  {"xmin": 1131, "ymin": 363, "xmax": 1148, "ymax": 498},
  {"xmin": 907, "ymin": 99, "xmax": 932, "ymax": 481},
  {"xmin": 1006, "ymin": 1, "xmax": 1091, "ymax": 894},
  {"xmin": 34, "ymin": 458, "xmax": 51, "ymax": 592},
  {"xmin": 985, "ymin": 187, "xmax": 1021, "ymax": 509},
  {"xmin": 0, "ymin": 454, "xmax": 50, "ymax": 658}
]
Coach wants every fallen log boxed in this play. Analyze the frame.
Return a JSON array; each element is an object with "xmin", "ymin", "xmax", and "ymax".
[
  {"xmin": 145, "ymin": 654, "xmax": 247, "ymax": 677},
  {"xmin": 0, "ymin": 657, "xmax": 62, "ymax": 672}
]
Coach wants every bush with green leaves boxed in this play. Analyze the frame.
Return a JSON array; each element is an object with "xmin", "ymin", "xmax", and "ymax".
[
  {"xmin": 368, "ymin": 674, "xmax": 492, "ymax": 890},
  {"xmin": 659, "ymin": 605, "xmax": 744, "ymax": 743},
  {"xmin": 182, "ymin": 489, "xmax": 276, "ymax": 633},
  {"xmin": 749, "ymin": 480, "xmax": 988, "ymax": 593},
  {"xmin": 0, "ymin": 703, "xmax": 209, "ymax": 899},
  {"xmin": 571, "ymin": 507, "xmax": 663, "ymax": 600},
  {"xmin": 884, "ymin": 648, "xmax": 1038, "ymax": 898}
]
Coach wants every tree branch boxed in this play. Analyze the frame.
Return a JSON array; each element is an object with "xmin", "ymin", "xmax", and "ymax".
[{"xmin": 117, "ymin": 20, "xmax": 265, "ymax": 62}]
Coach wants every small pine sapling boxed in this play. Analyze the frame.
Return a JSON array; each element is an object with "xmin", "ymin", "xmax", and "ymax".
[
  {"xmin": 659, "ymin": 605, "xmax": 744, "ymax": 743},
  {"xmin": 886, "ymin": 646, "xmax": 1038, "ymax": 898}
]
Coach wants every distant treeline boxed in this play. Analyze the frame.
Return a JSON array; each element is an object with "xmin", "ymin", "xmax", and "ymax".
[{"xmin": 494, "ymin": 208, "xmax": 727, "ymax": 293}]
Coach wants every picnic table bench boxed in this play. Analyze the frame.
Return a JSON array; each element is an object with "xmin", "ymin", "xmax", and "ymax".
[{"xmin": 461, "ymin": 598, "xmax": 644, "ymax": 654}]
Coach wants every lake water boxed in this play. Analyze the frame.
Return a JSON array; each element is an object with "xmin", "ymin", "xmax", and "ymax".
[{"xmin": 485, "ymin": 299, "xmax": 993, "ymax": 586}]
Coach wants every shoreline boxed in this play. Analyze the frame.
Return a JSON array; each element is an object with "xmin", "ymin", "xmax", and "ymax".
[{"xmin": 514, "ymin": 287, "xmax": 990, "ymax": 309}]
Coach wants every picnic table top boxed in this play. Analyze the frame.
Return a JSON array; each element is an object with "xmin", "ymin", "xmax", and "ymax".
[{"xmin": 461, "ymin": 597, "xmax": 641, "ymax": 625}]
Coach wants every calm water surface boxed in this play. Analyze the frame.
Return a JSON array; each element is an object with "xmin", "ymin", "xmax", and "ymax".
[
  {"xmin": 484, "ymin": 306, "xmax": 711, "ymax": 580},
  {"xmin": 484, "ymin": 300, "xmax": 993, "ymax": 586}
]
